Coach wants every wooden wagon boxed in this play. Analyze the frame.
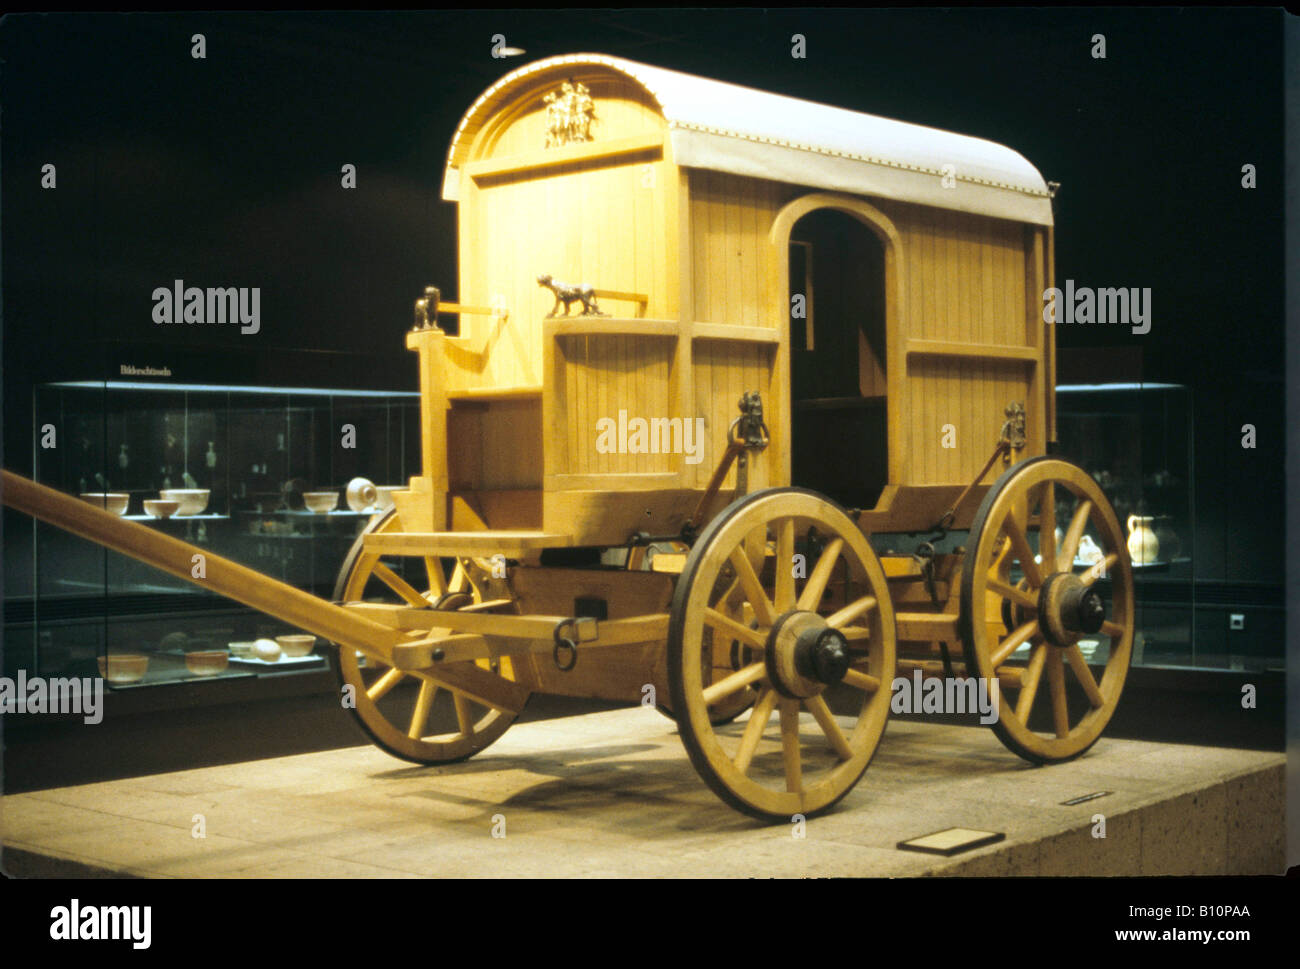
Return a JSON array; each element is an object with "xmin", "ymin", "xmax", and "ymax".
[{"xmin": 3, "ymin": 53, "xmax": 1133, "ymax": 821}]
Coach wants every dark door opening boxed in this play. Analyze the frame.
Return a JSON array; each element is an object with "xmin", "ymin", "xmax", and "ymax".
[{"xmin": 788, "ymin": 208, "xmax": 887, "ymax": 510}]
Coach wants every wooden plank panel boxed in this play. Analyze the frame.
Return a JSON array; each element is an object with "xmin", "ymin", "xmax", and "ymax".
[
  {"xmin": 980, "ymin": 226, "xmax": 996, "ymax": 347},
  {"xmin": 740, "ymin": 180, "xmax": 758, "ymax": 328},
  {"xmin": 724, "ymin": 177, "xmax": 741, "ymax": 328}
]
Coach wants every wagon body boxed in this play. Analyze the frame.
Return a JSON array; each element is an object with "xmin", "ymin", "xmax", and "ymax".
[
  {"xmin": 3, "ymin": 54, "xmax": 1135, "ymax": 822},
  {"xmin": 396, "ymin": 53, "xmax": 1057, "ymax": 547}
]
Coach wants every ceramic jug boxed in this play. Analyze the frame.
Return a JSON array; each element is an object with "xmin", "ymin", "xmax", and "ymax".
[{"xmin": 1126, "ymin": 515, "xmax": 1159, "ymax": 565}]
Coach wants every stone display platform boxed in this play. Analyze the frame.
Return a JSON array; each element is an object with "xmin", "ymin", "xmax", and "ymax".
[{"xmin": 1, "ymin": 709, "xmax": 1284, "ymax": 877}]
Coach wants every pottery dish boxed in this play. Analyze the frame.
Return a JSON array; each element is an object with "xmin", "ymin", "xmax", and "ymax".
[
  {"xmin": 303, "ymin": 491, "xmax": 338, "ymax": 514},
  {"xmin": 345, "ymin": 477, "xmax": 378, "ymax": 513},
  {"xmin": 80, "ymin": 492, "xmax": 130, "ymax": 516},
  {"xmin": 275, "ymin": 634, "xmax": 316, "ymax": 657},
  {"xmin": 97, "ymin": 653, "xmax": 149, "ymax": 683},
  {"xmin": 185, "ymin": 650, "xmax": 229, "ymax": 676},
  {"xmin": 160, "ymin": 488, "xmax": 210, "ymax": 516},
  {"xmin": 143, "ymin": 499, "xmax": 181, "ymax": 519}
]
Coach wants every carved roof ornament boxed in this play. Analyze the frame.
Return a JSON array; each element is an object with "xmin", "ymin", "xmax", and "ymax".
[{"xmin": 543, "ymin": 79, "xmax": 595, "ymax": 148}]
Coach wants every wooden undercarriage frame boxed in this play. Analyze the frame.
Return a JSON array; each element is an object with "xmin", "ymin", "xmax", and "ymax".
[{"xmin": 3, "ymin": 401, "xmax": 1134, "ymax": 820}]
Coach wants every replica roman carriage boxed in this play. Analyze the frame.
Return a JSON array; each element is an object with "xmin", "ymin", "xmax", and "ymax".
[{"xmin": 2, "ymin": 54, "xmax": 1133, "ymax": 821}]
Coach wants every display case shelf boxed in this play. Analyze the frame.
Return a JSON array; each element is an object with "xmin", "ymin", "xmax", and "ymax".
[
  {"xmin": 1056, "ymin": 382, "xmax": 1203, "ymax": 669},
  {"xmin": 24, "ymin": 379, "xmax": 421, "ymax": 688}
]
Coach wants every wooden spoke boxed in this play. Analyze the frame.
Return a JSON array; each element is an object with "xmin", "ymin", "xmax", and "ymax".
[
  {"xmin": 453, "ymin": 691, "xmax": 475, "ymax": 736},
  {"xmin": 991, "ymin": 619, "xmax": 1040, "ymax": 667},
  {"xmin": 987, "ymin": 576, "xmax": 1038, "ymax": 611},
  {"xmin": 840, "ymin": 625, "xmax": 871, "ymax": 644},
  {"xmin": 1037, "ymin": 481, "xmax": 1057, "ymax": 574},
  {"xmin": 425, "ymin": 557, "xmax": 449, "ymax": 597},
  {"xmin": 1060, "ymin": 499, "xmax": 1093, "ymax": 566},
  {"xmin": 701, "ymin": 662, "xmax": 766, "ymax": 706},
  {"xmin": 1081, "ymin": 554, "xmax": 1119, "ymax": 587},
  {"xmin": 1015, "ymin": 643, "xmax": 1048, "ymax": 722},
  {"xmin": 448, "ymin": 560, "xmax": 468, "ymax": 592},
  {"xmin": 734, "ymin": 688, "xmax": 778, "ymax": 776},
  {"xmin": 1065, "ymin": 645, "xmax": 1105, "ymax": 708},
  {"xmin": 1100, "ymin": 620, "xmax": 1125, "ymax": 638},
  {"xmin": 366, "ymin": 667, "xmax": 405, "ymax": 702},
  {"xmin": 1001, "ymin": 514, "xmax": 1043, "ymax": 588},
  {"xmin": 703, "ymin": 607, "xmax": 767, "ymax": 650},
  {"xmin": 779, "ymin": 698, "xmax": 802, "ymax": 793},
  {"xmin": 371, "ymin": 560, "xmax": 432, "ymax": 607},
  {"xmin": 796, "ymin": 537, "xmax": 845, "ymax": 611},
  {"xmin": 842, "ymin": 668, "xmax": 881, "ymax": 693},
  {"xmin": 826, "ymin": 594, "xmax": 877, "ymax": 630},
  {"xmin": 774, "ymin": 518, "xmax": 796, "ymax": 612},
  {"xmin": 407, "ymin": 678, "xmax": 437, "ymax": 739},
  {"xmin": 729, "ymin": 546, "xmax": 776, "ymax": 626},
  {"xmin": 1046, "ymin": 649, "xmax": 1069, "ymax": 738},
  {"xmin": 805, "ymin": 694, "xmax": 854, "ymax": 761}
]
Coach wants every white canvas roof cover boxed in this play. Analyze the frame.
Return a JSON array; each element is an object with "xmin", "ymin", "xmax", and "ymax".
[{"xmin": 443, "ymin": 53, "xmax": 1054, "ymax": 226}]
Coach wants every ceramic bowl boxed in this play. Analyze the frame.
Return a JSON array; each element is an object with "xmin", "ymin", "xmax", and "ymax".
[
  {"xmin": 143, "ymin": 499, "xmax": 181, "ymax": 519},
  {"xmin": 228, "ymin": 641, "xmax": 256, "ymax": 659},
  {"xmin": 374, "ymin": 486, "xmax": 402, "ymax": 512},
  {"xmin": 185, "ymin": 650, "xmax": 229, "ymax": 676},
  {"xmin": 160, "ymin": 488, "xmax": 210, "ymax": 516},
  {"xmin": 345, "ymin": 477, "xmax": 378, "ymax": 513},
  {"xmin": 303, "ymin": 491, "xmax": 338, "ymax": 514},
  {"xmin": 97, "ymin": 653, "xmax": 149, "ymax": 683},
  {"xmin": 252, "ymin": 638, "xmax": 282, "ymax": 663},
  {"xmin": 276, "ymin": 634, "xmax": 316, "ymax": 657},
  {"xmin": 80, "ymin": 492, "xmax": 130, "ymax": 516}
]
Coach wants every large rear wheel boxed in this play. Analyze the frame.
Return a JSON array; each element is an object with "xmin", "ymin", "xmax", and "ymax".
[
  {"xmin": 668, "ymin": 488, "xmax": 896, "ymax": 821},
  {"xmin": 961, "ymin": 457, "xmax": 1134, "ymax": 763}
]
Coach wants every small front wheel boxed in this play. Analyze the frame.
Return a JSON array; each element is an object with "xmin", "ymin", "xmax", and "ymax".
[{"xmin": 332, "ymin": 510, "xmax": 530, "ymax": 765}]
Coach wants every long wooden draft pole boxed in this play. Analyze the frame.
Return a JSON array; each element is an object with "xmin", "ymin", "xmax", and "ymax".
[{"xmin": 1, "ymin": 470, "xmax": 401, "ymax": 665}]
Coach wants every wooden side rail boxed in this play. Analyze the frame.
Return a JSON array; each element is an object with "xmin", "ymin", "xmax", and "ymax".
[
  {"xmin": 435, "ymin": 301, "xmax": 508, "ymax": 321},
  {"xmin": 0, "ymin": 470, "xmax": 402, "ymax": 666},
  {"xmin": 591, "ymin": 289, "xmax": 648, "ymax": 317}
]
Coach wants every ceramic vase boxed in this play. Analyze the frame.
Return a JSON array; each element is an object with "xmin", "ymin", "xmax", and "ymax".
[{"xmin": 1126, "ymin": 515, "xmax": 1159, "ymax": 565}]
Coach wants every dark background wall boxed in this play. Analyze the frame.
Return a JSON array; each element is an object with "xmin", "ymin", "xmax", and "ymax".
[{"xmin": 2, "ymin": 9, "xmax": 1283, "ymax": 582}]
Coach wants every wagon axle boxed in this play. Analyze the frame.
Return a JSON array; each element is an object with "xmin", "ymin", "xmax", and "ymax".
[
  {"xmin": 765, "ymin": 613, "xmax": 852, "ymax": 698},
  {"xmin": 1038, "ymin": 572, "xmax": 1107, "ymax": 647}
]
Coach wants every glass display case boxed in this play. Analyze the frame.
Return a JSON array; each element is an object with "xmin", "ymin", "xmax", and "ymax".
[
  {"xmin": 1055, "ymin": 382, "xmax": 1199, "ymax": 669},
  {"xmin": 21, "ymin": 380, "xmax": 420, "ymax": 689}
]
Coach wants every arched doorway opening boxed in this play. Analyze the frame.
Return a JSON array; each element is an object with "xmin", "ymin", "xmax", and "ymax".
[{"xmin": 787, "ymin": 207, "xmax": 888, "ymax": 509}]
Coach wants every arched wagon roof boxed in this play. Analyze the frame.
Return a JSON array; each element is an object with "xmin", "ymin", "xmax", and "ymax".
[{"xmin": 443, "ymin": 53, "xmax": 1054, "ymax": 226}]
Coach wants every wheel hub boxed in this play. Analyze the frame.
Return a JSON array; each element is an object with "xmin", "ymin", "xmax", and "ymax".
[
  {"xmin": 765, "ymin": 611, "xmax": 849, "ymax": 698},
  {"xmin": 1038, "ymin": 571, "xmax": 1106, "ymax": 647}
]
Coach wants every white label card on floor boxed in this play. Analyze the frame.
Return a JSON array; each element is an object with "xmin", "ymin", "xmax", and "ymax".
[{"xmin": 897, "ymin": 827, "xmax": 1006, "ymax": 856}]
